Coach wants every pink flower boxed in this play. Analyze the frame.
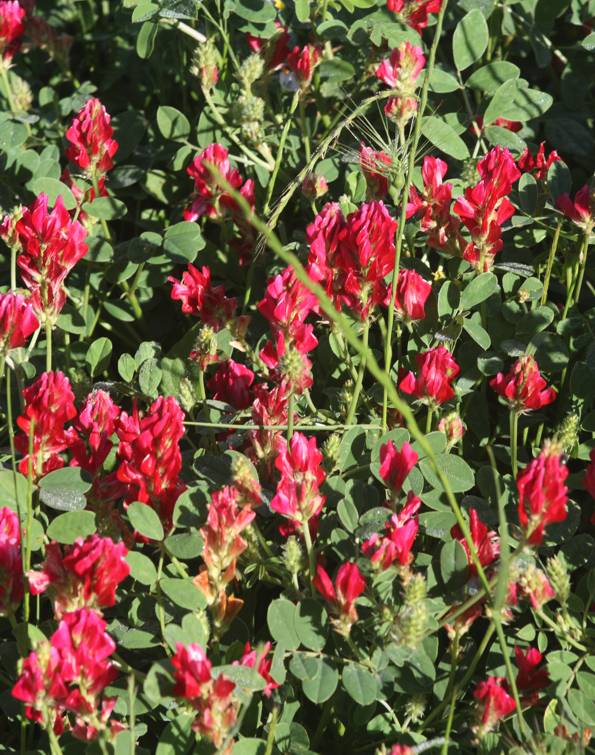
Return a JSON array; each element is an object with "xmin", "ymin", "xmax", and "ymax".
[
  {"xmin": 70, "ymin": 389, "xmax": 120, "ymax": 475},
  {"xmin": 473, "ymin": 677, "xmax": 515, "ymax": 735},
  {"xmin": 386, "ymin": 0, "xmax": 442, "ymax": 32},
  {"xmin": 360, "ymin": 145, "xmax": 393, "ymax": 200},
  {"xmin": 11, "ymin": 194, "xmax": 88, "ymax": 324},
  {"xmin": 12, "ymin": 608, "xmax": 119, "ymax": 738},
  {"xmin": 399, "ymin": 345, "xmax": 460, "ymax": 406},
  {"xmin": 287, "ymin": 45, "xmax": 319, "ymax": 87},
  {"xmin": 0, "ymin": 291, "xmax": 38, "ymax": 353},
  {"xmin": 490, "ymin": 355, "xmax": 556, "ymax": 412},
  {"xmin": 379, "ymin": 440, "xmax": 418, "ymax": 493},
  {"xmin": 392, "ymin": 268, "xmax": 432, "ymax": 322},
  {"xmin": 15, "ymin": 371, "xmax": 78, "ymax": 479},
  {"xmin": 65, "ymin": 98, "xmax": 118, "ymax": 176},
  {"xmin": 169, "ymin": 263, "xmax": 237, "ymax": 327},
  {"xmin": 515, "ymin": 646, "xmax": 549, "ymax": 704},
  {"xmin": 313, "ymin": 562, "xmax": 365, "ymax": 632},
  {"xmin": 27, "ymin": 534, "xmax": 129, "ymax": 617},
  {"xmin": 171, "ymin": 643, "xmax": 238, "ymax": 747},
  {"xmin": 270, "ymin": 432, "xmax": 325, "ymax": 525},
  {"xmin": 238, "ymin": 642, "xmax": 279, "ymax": 697},
  {"xmin": 184, "ymin": 143, "xmax": 255, "ymax": 222},
  {"xmin": 556, "ymin": 184, "xmax": 593, "ymax": 231},
  {"xmin": 517, "ymin": 445, "xmax": 568, "ymax": 544},
  {"xmin": 249, "ymin": 383, "xmax": 289, "ymax": 475},
  {"xmin": 301, "ymin": 172, "xmax": 328, "ymax": 200},
  {"xmin": 517, "ymin": 142, "xmax": 560, "ymax": 181},
  {"xmin": 362, "ymin": 498, "xmax": 420, "ymax": 569},
  {"xmin": 453, "ymin": 146, "xmax": 521, "ymax": 271},
  {"xmin": 0, "ymin": 1, "xmax": 25, "ymax": 60},
  {"xmin": 246, "ymin": 23, "xmax": 290, "ymax": 70},
  {"xmin": 375, "ymin": 43, "xmax": 425, "ymax": 89},
  {"xmin": 438, "ymin": 412, "xmax": 465, "ymax": 448},
  {"xmin": 0, "ymin": 506, "xmax": 23, "ymax": 616},
  {"xmin": 116, "ymin": 396, "xmax": 186, "ymax": 525},
  {"xmin": 451, "ymin": 509, "xmax": 499, "ymax": 575},
  {"xmin": 407, "ymin": 156, "xmax": 461, "ymax": 253},
  {"xmin": 207, "ymin": 359, "xmax": 254, "ymax": 410}
]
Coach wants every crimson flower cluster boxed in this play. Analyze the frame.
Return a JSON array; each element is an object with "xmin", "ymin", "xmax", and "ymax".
[
  {"xmin": 516, "ymin": 444, "xmax": 568, "ymax": 544},
  {"xmin": 490, "ymin": 355, "xmax": 557, "ymax": 413},
  {"xmin": 0, "ymin": 506, "xmax": 23, "ymax": 616},
  {"xmin": 313, "ymin": 562, "xmax": 366, "ymax": 635},
  {"xmin": 376, "ymin": 42, "xmax": 426, "ymax": 124},
  {"xmin": 0, "ymin": 0, "xmax": 25, "ymax": 60},
  {"xmin": 0, "ymin": 290, "xmax": 38, "ymax": 356},
  {"xmin": 399, "ymin": 345, "xmax": 460, "ymax": 406}
]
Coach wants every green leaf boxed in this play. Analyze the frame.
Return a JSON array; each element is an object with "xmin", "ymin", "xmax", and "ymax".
[
  {"xmin": 230, "ymin": 0, "xmax": 276, "ymax": 23},
  {"xmin": 160, "ymin": 577, "xmax": 206, "ymax": 610},
  {"xmin": 30, "ymin": 178, "xmax": 76, "ymax": 211},
  {"xmin": 118, "ymin": 353, "xmax": 137, "ymax": 382},
  {"xmin": 155, "ymin": 713, "xmax": 194, "ymax": 755},
  {"xmin": 157, "ymin": 106, "xmax": 191, "ymax": 141},
  {"xmin": 164, "ymin": 531, "xmax": 204, "ymax": 560},
  {"xmin": 295, "ymin": 0, "xmax": 310, "ymax": 22},
  {"xmin": 127, "ymin": 501, "xmax": 165, "ymax": 540},
  {"xmin": 428, "ymin": 67, "xmax": 460, "ymax": 93},
  {"xmin": 463, "ymin": 315, "xmax": 491, "ymax": 349},
  {"xmin": 86, "ymin": 336, "xmax": 113, "ymax": 376},
  {"xmin": 453, "ymin": 9, "xmax": 488, "ymax": 71},
  {"xmin": 83, "ymin": 196, "xmax": 127, "ymax": 220},
  {"xmin": 484, "ymin": 124, "xmax": 526, "ymax": 153},
  {"xmin": 466, "ymin": 61, "xmax": 520, "ymax": 94},
  {"xmin": 38, "ymin": 468, "xmax": 92, "ymax": 512},
  {"xmin": 295, "ymin": 599, "xmax": 328, "ymax": 651},
  {"xmin": 136, "ymin": 21, "xmax": 158, "ymax": 59},
  {"xmin": 0, "ymin": 470, "xmax": 29, "ymax": 513},
  {"xmin": 163, "ymin": 221, "xmax": 205, "ymax": 263},
  {"xmin": 440, "ymin": 539, "xmax": 469, "ymax": 589},
  {"xmin": 138, "ymin": 358, "xmax": 162, "ymax": 398},
  {"xmin": 419, "ymin": 455, "xmax": 475, "ymax": 493},
  {"xmin": 231, "ymin": 740, "xmax": 266, "ymax": 755},
  {"xmin": 337, "ymin": 498, "xmax": 359, "ymax": 532},
  {"xmin": 126, "ymin": 551, "xmax": 158, "ymax": 585},
  {"xmin": 460, "ymin": 273, "xmax": 499, "ymax": 310},
  {"xmin": 301, "ymin": 658, "xmax": 339, "ymax": 703},
  {"xmin": 421, "ymin": 116, "xmax": 470, "ymax": 160},
  {"xmin": 47, "ymin": 510, "xmax": 96, "ymax": 544},
  {"xmin": 342, "ymin": 663, "xmax": 379, "ymax": 705},
  {"xmin": 216, "ymin": 664, "xmax": 266, "ymax": 691},
  {"xmin": 267, "ymin": 598, "xmax": 300, "ymax": 650},
  {"xmin": 484, "ymin": 79, "xmax": 553, "ymax": 124}
]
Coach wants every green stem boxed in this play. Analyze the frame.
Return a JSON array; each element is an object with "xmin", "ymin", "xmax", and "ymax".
[
  {"xmin": 302, "ymin": 519, "xmax": 316, "ymax": 595},
  {"xmin": 23, "ymin": 422, "xmax": 35, "ymax": 624},
  {"xmin": 382, "ymin": 0, "xmax": 449, "ymax": 430},
  {"xmin": 264, "ymin": 91, "xmax": 301, "ymax": 216},
  {"xmin": 541, "ymin": 221, "xmax": 562, "ymax": 305},
  {"xmin": 572, "ymin": 231, "xmax": 591, "ymax": 307},
  {"xmin": 10, "ymin": 243, "xmax": 16, "ymax": 291},
  {"xmin": 287, "ymin": 392, "xmax": 295, "ymax": 442},
  {"xmin": 264, "ymin": 706, "xmax": 278, "ymax": 755},
  {"xmin": 45, "ymin": 321, "xmax": 52, "ymax": 373},
  {"xmin": 345, "ymin": 318, "xmax": 370, "ymax": 424},
  {"xmin": 426, "ymin": 407, "xmax": 434, "ymax": 434},
  {"xmin": 509, "ymin": 410, "xmax": 519, "ymax": 478}
]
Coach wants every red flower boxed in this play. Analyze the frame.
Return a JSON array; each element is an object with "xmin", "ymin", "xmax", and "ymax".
[
  {"xmin": 0, "ymin": 291, "xmax": 38, "ymax": 353},
  {"xmin": 473, "ymin": 116, "xmax": 522, "ymax": 134},
  {"xmin": 207, "ymin": 359, "xmax": 254, "ymax": 410},
  {"xmin": 171, "ymin": 643, "xmax": 238, "ymax": 747},
  {"xmin": 270, "ymin": 432, "xmax": 325, "ymax": 525},
  {"xmin": 12, "ymin": 608, "xmax": 119, "ymax": 738},
  {"xmin": 287, "ymin": 45, "xmax": 319, "ymax": 88},
  {"xmin": 70, "ymin": 389, "xmax": 120, "ymax": 475},
  {"xmin": 362, "ymin": 497, "xmax": 420, "ymax": 569},
  {"xmin": 246, "ymin": 23, "xmax": 290, "ymax": 70},
  {"xmin": 0, "ymin": 1, "xmax": 25, "ymax": 60},
  {"xmin": 473, "ymin": 677, "xmax": 515, "ymax": 735},
  {"xmin": 65, "ymin": 98, "xmax": 118, "ymax": 177},
  {"xmin": 585, "ymin": 449, "xmax": 595, "ymax": 499},
  {"xmin": 0, "ymin": 506, "xmax": 23, "ymax": 616},
  {"xmin": 379, "ymin": 440, "xmax": 418, "ymax": 493},
  {"xmin": 199, "ymin": 486, "xmax": 255, "ymax": 599},
  {"xmin": 375, "ymin": 43, "xmax": 425, "ymax": 89},
  {"xmin": 249, "ymin": 383, "xmax": 289, "ymax": 475},
  {"xmin": 184, "ymin": 143, "xmax": 255, "ymax": 222},
  {"xmin": 453, "ymin": 146, "xmax": 521, "ymax": 271},
  {"xmin": 116, "ymin": 396, "xmax": 186, "ymax": 525},
  {"xmin": 386, "ymin": 0, "xmax": 442, "ymax": 32},
  {"xmin": 490, "ymin": 355, "xmax": 556, "ymax": 412},
  {"xmin": 169, "ymin": 263, "xmax": 237, "ymax": 327},
  {"xmin": 15, "ymin": 371, "xmax": 78, "ymax": 479},
  {"xmin": 517, "ymin": 142, "xmax": 560, "ymax": 181},
  {"xmin": 516, "ymin": 445, "xmax": 568, "ymax": 544},
  {"xmin": 556, "ymin": 184, "xmax": 593, "ymax": 231},
  {"xmin": 407, "ymin": 156, "xmax": 461, "ymax": 253},
  {"xmin": 451, "ymin": 508, "xmax": 499, "ymax": 575},
  {"xmin": 313, "ymin": 562, "xmax": 365, "ymax": 632},
  {"xmin": 399, "ymin": 345, "xmax": 460, "ymax": 406},
  {"xmin": 11, "ymin": 194, "xmax": 88, "ymax": 324},
  {"xmin": 515, "ymin": 646, "xmax": 549, "ymax": 703},
  {"xmin": 27, "ymin": 534, "xmax": 129, "ymax": 617},
  {"xmin": 360, "ymin": 145, "xmax": 393, "ymax": 200},
  {"xmin": 238, "ymin": 642, "xmax": 279, "ymax": 697},
  {"xmin": 392, "ymin": 268, "xmax": 432, "ymax": 322},
  {"xmin": 306, "ymin": 201, "xmax": 346, "ymax": 307}
]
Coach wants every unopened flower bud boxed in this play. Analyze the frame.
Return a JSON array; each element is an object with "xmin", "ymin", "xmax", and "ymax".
[
  {"xmin": 553, "ymin": 413, "xmax": 580, "ymax": 455},
  {"xmin": 11, "ymin": 74, "xmax": 31, "ymax": 112},
  {"xmin": 190, "ymin": 324, "xmax": 218, "ymax": 369},
  {"xmin": 395, "ymin": 602, "xmax": 427, "ymax": 648},
  {"xmin": 438, "ymin": 412, "xmax": 466, "ymax": 449},
  {"xmin": 231, "ymin": 453, "xmax": 261, "ymax": 507},
  {"xmin": 193, "ymin": 39, "xmax": 219, "ymax": 90},
  {"xmin": 178, "ymin": 377, "xmax": 197, "ymax": 413},
  {"xmin": 547, "ymin": 553, "xmax": 570, "ymax": 605},
  {"xmin": 323, "ymin": 432, "xmax": 341, "ymax": 469},
  {"xmin": 404, "ymin": 695, "xmax": 426, "ymax": 723},
  {"xmin": 283, "ymin": 536, "xmax": 303, "ymax": 576},
  {"xmin": 302, "ymin": 172, "xmax": 328, "ymax": 200},
  {"xmin": 404, "ymin": 572, "xmax": 426, "ymax": 605},
  {"xmin": 239, "ymin": 53, "xmax": 264, "ymax": 88}
]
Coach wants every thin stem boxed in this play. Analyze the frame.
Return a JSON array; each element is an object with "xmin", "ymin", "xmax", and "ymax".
[
  {"xmin": 128, "ymin": 673, "xmax": 136, "ymax": 755},
  {"xmin": 264, "ymin": 91, "xmax": 301, "ymax": 216},
  {"xmin": 10, "ymin": 243, "xmax": 16, "ymax": 291},
  {"xmin": 302, "ymin": 520, "xmax": 316, "ymax": 595},
  {"xmin": 45, "ymin": 321, "xmax": 52, "ymax": 372},
  {"xmin": 162, "ymin": 18, "xmax": 206, "ymax": 43},
  {"xmin": 345, "ymin": 318, "xmax": 370, "ymax": 424},
  {"xmin": 264, "ymin": 706, "xmax": 278, "ymax": 755},
  {"xmin": 24, "ymin": 421, "xmax": 35, "ymax": 623},
  {"xmin": 572, "ymin": 231, "xmax": 591, "ymax": 307},
  {"xmin": 426, "ymin": 407, "xmax": 434, "ymax": 434},
  {"xmin": 382, "ymin": 0, "xmax": 449, "ymax": 429},
  {"xmin": 287, "ymin": 392, "xmax": 295, "ymax": 441},
  {"xmin": 509, "ymin": 410, "xmax": 519, "ymax": 477},
  {"xmin": 541, "ymin": 221, "xmax": 562, "ymax": 305}
]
